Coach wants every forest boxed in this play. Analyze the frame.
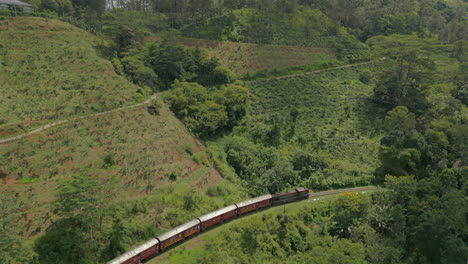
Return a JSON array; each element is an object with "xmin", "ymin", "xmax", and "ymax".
[{"xmin": 0, "ymin": 0, "xmax": 466, "ymax": 263}]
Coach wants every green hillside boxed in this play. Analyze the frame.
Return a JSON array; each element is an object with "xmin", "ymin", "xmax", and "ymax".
[
  {"xmin": 181, "ymin": 7, "xmax": 369, "ymax": 63},
  {"xmin": 0, "ymin": 17, "xmax": 145, "ymax": 139},
  {"xmin": 179, "ymin": 38, "xmax": 338, "ymax": 76},
  {"xmin": 244, "ymin": 64, "xmax": 383, "ymax": 189}
]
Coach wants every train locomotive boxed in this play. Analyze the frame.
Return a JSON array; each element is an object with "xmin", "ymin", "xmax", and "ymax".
[{"xmin": 107, "ymin": 187, "xmax": 309, "ymax": 264}]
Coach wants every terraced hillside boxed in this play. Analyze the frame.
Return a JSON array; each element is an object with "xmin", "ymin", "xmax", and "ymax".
[
  {"xmin": 180, "ymin": 38, "xmax": 337, "ymax": 76},
  {"xmin": 0, "ymin": 17, "xmax": 144, "ymax": 139}
]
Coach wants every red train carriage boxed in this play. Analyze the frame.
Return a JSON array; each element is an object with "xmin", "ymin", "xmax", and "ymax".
[
  {"xmin": 107, "ymin": 187, "xmax": 310, "ymax": 264},
  {"xmin": 106, "ymin": 238, "xmax": 159, "ymax": 264},
  {"xmin": 197, "ymin": 205, "xmax": 238, "ymax": 230},
  {"xmin": 235, "ymin": 194, "xmax": 273, "ymax": 215},
  {"xmin": 157, "ymin": 219, "xmax": 201, "ymax": 250}
]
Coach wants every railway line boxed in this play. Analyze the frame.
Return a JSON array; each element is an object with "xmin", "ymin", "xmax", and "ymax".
[
  {"xmin": 108, "ymin": 186, "xmax": 378, "ymax": 264},
  {"xmin": 308, "ymin": 186, "xmax": 377, "ymax": 198}
]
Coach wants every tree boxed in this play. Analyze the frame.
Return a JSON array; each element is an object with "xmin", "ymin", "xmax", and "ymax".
[
  {"xmin": 374, "ymin": 49, "xmax": 435, "ymax": 110},
  {"xmin": 332, "ymin": 192, "xmax": 365, "ymax": 238},
  {"xmin": 384, "ymin": 106, "xmax": 416, "ymax": 132},
  {"xmin": 36, "ymin": 174, "xmax": 105, "ymax": 263}
]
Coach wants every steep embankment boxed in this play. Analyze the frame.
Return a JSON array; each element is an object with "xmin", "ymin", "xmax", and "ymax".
[
  {"xmin": 0, "ymin": 100, "xmax": 242, "ymax": 238},
  {"xmin": 0, "ymin": 17, "xmax": 144, "ymax": 139}
]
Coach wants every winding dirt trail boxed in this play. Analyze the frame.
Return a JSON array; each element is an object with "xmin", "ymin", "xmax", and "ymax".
[{"xmin": 0, "ymin": 94, "xmax": 158, "ymax": 145}]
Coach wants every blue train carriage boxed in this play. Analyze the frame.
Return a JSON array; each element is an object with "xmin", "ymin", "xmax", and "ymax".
[
  {"xmin": 106, "ymin": 238, "xmax": 159, "ymax": 264},
  {"xmin": 235, "ymin": 194, "xmax": 273, "ymax": 215},
  {"xmin": 157, "ymin": 219, "xmax": 201, "ymax": 250},
  {"xmin": 272, "ymin": 187, "xmax": 309, "ymax": 205}
]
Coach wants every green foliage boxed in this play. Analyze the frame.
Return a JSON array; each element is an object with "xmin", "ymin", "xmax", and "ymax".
[
  {"xmin": 121, "ymin": 56, "xmax": 159, "ymax": 91},
  {"xmin": 192, "ymin": 151, "xmax": 210, "ymax": 167},
  {"xmin": 373, "ymin": 49, "xmax": 435, "ymax": 110},
  {"xmin": 182, "ymin": 6, "xmax": 369, "ymax": 62},
  {"xmin": 144, "ymin": 43, "xmax": 236, "ymax": 88},
  {"xmin": 164, "ymin": 81, "xmax": 249, "ymax": 137},
  {"xmin": 384, "ymin": 106, "xmax": 416, "ymax": 132},
  {"xmin": 101, "ymin": 9, "xmax": 168, "ymax": 37},
  {"xmin": 332, "ymin": 192, "xmax": 365, "ymax": 238},
  {"xmin": 0, "ymin": 194, "xmax": 33, "ymax": 264},
  {"xmin": 240, "ymin": 65, "xmax": 383, "ymax": 191},
  {"xmin": 169, "ymin": 171, "xmax": 178, "ymax": 181}
]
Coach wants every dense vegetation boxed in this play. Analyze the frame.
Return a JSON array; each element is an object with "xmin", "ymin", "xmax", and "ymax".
[
  {"xmin": 0, "ymin": 0, "xmax": 467, "ymax": 263},
  {"xmin": 150, "ymin": 173, "xmax": 467, "ymax": 264}
]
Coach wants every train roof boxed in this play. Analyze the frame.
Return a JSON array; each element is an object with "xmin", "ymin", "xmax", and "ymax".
[
  {"xmin": 235, "ymin": 194, "xmax": 272, "ymax": 208},
  {"xmin": 198, "ymin": 204, "xmax": 238, "ymax": 222},
  {"xmin": 296, "ymin": 187, "xmax": 308, "ymax": 192},
  {"xmin": 157, "ymin": 219, "xmax": 201, "ymax": 242},
  {"xmin": 106, "ymin": 238, "xmax": 159, "ymax": 264}
]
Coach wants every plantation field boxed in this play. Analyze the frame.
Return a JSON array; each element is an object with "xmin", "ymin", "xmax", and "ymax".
[
  {"xmin": 0, "ymin": 17, "xmax": 144, "ymax": 139},
  {"xmin": 0, "ymin": 100, "xmax": 247, "ymax": 238},
  {"xmin": 180, "ymin": 38, "xmax": 337, "ymax": 76},
  {"xmin": 244, "ymin": 64, "xmax": 385, "ymax": 188}
]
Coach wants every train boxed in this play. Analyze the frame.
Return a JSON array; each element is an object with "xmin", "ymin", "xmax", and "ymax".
[{"xmin": 107, "ymin": 187, "xmax": 309, "ymax": 264}]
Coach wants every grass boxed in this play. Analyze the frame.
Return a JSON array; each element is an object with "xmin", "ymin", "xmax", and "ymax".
[
  {"xmin": 180, "ymin": 38, "xmax": 338, "ymax": 77},
  {"xmin": 0, "ymin": 101, "xmax": 247, "ymax": 238},
  {"xmin": 244, "ymin": 64, "xmax": 386, "ymax": 188},
  {"xmin": 0, "ymin": 16, "xmax": 145, "ymax": 139}
]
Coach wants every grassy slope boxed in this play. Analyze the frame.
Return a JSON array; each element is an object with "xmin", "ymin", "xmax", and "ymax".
[
  {"xmin": 244, "ymin": 64, "xmax": 385, "ymax": 187},
  {"xmin": 180, "ymin": 38, "xmax": 337, "ymax": 76},
  {"xmin": 0, "ymin": 101, "xmax": 249, "ymax": 238},
  {"xmin": 0, "ymin": 17, "xmax": 144, "ymax": 139}
]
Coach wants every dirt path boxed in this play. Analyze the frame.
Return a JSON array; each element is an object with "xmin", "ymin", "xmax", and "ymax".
[{"xmin": 0, "ymin": 94, "xmax": 158, "ymax": 145}]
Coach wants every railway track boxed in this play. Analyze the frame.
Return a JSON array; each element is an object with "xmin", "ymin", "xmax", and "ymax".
[{"xmin": 309, "ymin": 186, "xmax": 378, "ymax": 198}]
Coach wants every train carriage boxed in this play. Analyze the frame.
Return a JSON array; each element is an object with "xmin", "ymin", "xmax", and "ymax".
[
  {"xmin": 197, "ymin": 205, "xmax": 238, "ymax": 230},
  {"xmin": 106, "ymin": 238, "xmax": 159, "ymax": 264},
  {"xmin": 157, "ymin": 219, "xmax": 201, "ymax": 250},
  {"xmin": 107, "ymin": 187, "xmax": 312, "ymax": 263},
  {"xmin": 272, "ymin": 187, "xmax": 309, "ymax": 205},
  {"xmin": 235, "ymin": 194, "xmax": 272, "ymax": 215}
]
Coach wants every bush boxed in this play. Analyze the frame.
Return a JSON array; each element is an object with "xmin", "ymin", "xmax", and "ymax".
[
  {"xmin": 121, "ymin": 56, "xmax": 159, "ymax": 91},
  {"xmin": 169, "ymin": 172, "xmax": 178, "ymax": 181},
  {"xmin": 192, "ymin": 151, "xmax": 210, "ymax": 167}
]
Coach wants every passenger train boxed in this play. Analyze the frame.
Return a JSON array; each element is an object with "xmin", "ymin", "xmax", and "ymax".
[{"xmin": 107, "ymin": 187, "xmax": 309, "ymax": 264}]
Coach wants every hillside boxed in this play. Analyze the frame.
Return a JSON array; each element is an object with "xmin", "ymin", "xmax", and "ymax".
[
  {"xmin": 0, "ymin": 17, "xmax": 144, "ymax": 139},
  {"xmin": 180, "ymin": 38, "xmax": 337, "ymax": 76},
  {"xmin": 245, "ymin": 64, "xmax": 384, "ymax": 188},
  {"xmin": 0, "ymin": 97, "xmax": 247, "ymax": 234},
  {"xmin": 181, "ymin": 7, "xmax": 369, "ymax": 63}
]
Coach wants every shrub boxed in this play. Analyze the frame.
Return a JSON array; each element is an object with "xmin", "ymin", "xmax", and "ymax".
[
  {"xmin": 169, "ymin": 171, "xmax": 178, "ymax": 181},
  {"xmin": 192, "ymin": 151, "xmax": 210, "ymax": 167},
  {"xmin": 121, "ymin": 56, "xmax": 159, "ymax": 91}
]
